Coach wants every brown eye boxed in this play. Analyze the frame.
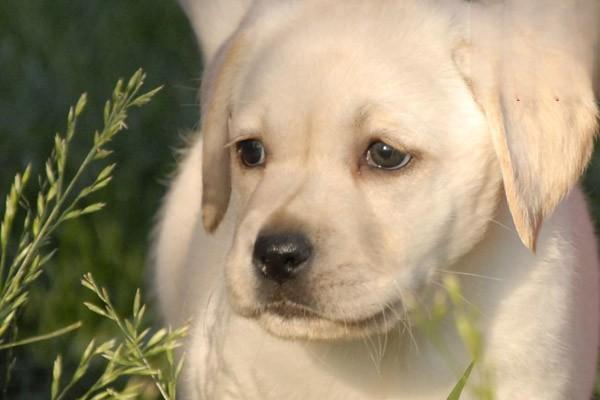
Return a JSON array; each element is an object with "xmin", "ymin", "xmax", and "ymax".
[
  {"xmin": 237, "ymin": 139, "xmax": 266, "ymax": 167},
  {"xmin": 365, "ymin": 141, "xmax": 412, "ymax": 170}
]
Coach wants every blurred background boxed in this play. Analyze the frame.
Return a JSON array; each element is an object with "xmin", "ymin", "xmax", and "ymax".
[
  {"xmin": 0, "ymin": 1, "xmax": 598, "ymax": 399},
  {"xmin": 0, "ymin": 0, "xmax": 200, "ymax": 397}
]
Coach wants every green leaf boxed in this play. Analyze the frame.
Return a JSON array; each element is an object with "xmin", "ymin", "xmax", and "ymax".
[
  {"xmin": 175, "ymin": 355, "xmax": 185, "ymax": 379},
  {"xmin": 37, "ymin": 249, "xmax": 57, "ymax": 269},
  {"xmin": 136, "ymin": 327, "xmax": 150, "ymax": 343},
  {"xmin": 146, "ymin": 329, "xmax": 167, "ymax": 349},
  {"xmin": 114, "ymin": 78, "xmax": 124, "ymax": 100},
  {"xmin": 94, "ymin": 130, "xmax": 102, "ymax": 147},
  {"xmin": 124, "ymin": 319, "xmax": 137, "ymax": 338},
  {"xmin": 126, "ymin": 69, "xmax": 143, "ymax": 92},
  {"xmin": 94, "ymin": 149, "xmax": 113, "ymax": 160},
  {"xmin": 8, "ymin": 292, "xmax": 29, "ymax": 312},
  {"xmin": 84, "ymin": 302, "xmax": 111, "ymax": 319},
  {"xmin": 63, "ymin": 203, "xmax": 106, "ymax": 221},
  {"xmin": 36, "ymin": 193, "xmax": 45, "ymax": 217},
  {"xmin": 45, "ymin": 161, "xmax": 56, "ymax": 184},
  {"xmin": 54, "ymin": 136, "xmax": 66, "ymax": 170},
  {"xmin": 21, "ymin": 164, "xmax": 32, "ymax": 186},
  {"xmin": 81, "ymin": 203, "xmax": 106, "ymax": 215},
  {"xmin": 96, "ymin": 164, "xmax": 116, "ymax": 183},
  {"xmin": 447, "ymin": 362, "xmax": 474, "ymax": 400},
  {"xmin": 121, "ymin": 366, "xmax": 155, "ymax": 376},
  {"xmin": 75, "ymin": 92, "xmax": 88, "ymax": 117},
  {"xmin": 51, "ymin": 355, "xmax": 62, "ymax": 400},
  {"xmin": 47, "ymin": 184, "xmax": 57, "ymax": 202},
  {"xmin": 90, "ymin": 392, "xmax": 111, "ymax": 400},
  {"xmin": 67, "ymin": 106, "xmax": 75, "ymax": 124},
  {"xmin": 81, "ymin": 273, "xmax": 98, "ymax": 292},
  {"xmin": 134, "ymin": 304, "xmax": 146, "ymax": 328},
  {"xmin": 95, "ymin": 339, "xmax": 116, "ymax": 356},
  {"xmin": 32, "ymin": 216, "xmax": 41, "ymax": 236},
  {"xmin": 456, "ymin": 314, "xmax": 481, "ymax": 360},
  {"xmin": 132, "ymin": 289, "xmax": 141, "ymax": 318},
  {"xmin": 81, "ymin": 339, "xmax": 97, "ymax": 364},
  {"xmin": 131, "ymin": 86, "xmax": 163, "ymax": 107},
  {"xmin": 0, "ymin": 311, "xmax": 16, "ymax": 338},
  {"xmin": 103, "ymin": 100, "xmax": 111, "ymax": 125},
  {"xmin": 61, "ymin": 210, "xmax": 82, "ymax": 221}
]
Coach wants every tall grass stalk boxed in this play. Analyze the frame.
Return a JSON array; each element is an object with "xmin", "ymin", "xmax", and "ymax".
[
  {"xmin": 51, "ymin": 273, "xmax": 188, "ymax": 400},
  {"xmin": 0, "ymin": 69, "xmax": 158, "ymax": 346},
  {"xmin": 0, "ymin": 69, "xmax": 188, "ymax": 398}
]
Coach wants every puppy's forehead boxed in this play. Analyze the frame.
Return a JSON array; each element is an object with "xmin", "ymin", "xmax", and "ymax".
[
  {"xmin": 230, "ymin": 1, "xmax": 483, "ymax": 151},
  {"xmin": 235, "ymin": 9, "xmax": 455, "ymax": 112}
]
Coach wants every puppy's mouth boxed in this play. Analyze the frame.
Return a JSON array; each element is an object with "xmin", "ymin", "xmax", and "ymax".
[{"xmin": 255, "ymin": 299, "xmax": 405, "ymax": 340}]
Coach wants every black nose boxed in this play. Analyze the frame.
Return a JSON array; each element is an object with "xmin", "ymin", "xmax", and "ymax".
[{"xmin": 253, "ymin": 232, "xmax": 312, "ymax": 284}]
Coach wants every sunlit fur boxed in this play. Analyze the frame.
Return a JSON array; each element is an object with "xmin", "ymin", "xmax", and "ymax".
[{"xmin": 154, "ymin": 1, "xmax": 599, "ymax": 399}]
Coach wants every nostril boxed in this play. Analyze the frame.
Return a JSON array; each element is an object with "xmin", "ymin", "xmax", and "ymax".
[{"xmin": 253, "ymin": 232, "xmax": 312, "ymax": 284}]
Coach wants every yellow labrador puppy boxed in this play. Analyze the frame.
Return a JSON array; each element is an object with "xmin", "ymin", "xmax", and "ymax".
[{"xmin": 154, "ymin": 1, "xmax": 600, "ymax": 398}]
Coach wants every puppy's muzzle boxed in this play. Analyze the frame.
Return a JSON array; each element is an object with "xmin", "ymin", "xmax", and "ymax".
[{"xmin": 253, "ymin": 232, "xmax": 312, "ymax": 284}]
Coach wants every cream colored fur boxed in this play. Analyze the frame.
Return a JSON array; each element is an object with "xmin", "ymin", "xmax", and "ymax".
[{"xmin": 155, "ymin": 1, "xmax": 600, "ymax": 398}]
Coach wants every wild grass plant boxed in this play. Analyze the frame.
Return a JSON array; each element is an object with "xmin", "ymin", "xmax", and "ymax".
[
  {"xmin": 51, "ymin": 273, "xmax": 187, "ymax": 400},
  {"xmin": 441, "ymin": 277, "xmax": 494, "ymax": 400},
  {"xmin": 0, "ymin": 70, "xmax": 188, "ymax": 399}
]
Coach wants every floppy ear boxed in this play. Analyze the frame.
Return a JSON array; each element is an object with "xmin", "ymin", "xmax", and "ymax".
[
  {"xmin": 456, "ymin": 2, "xmax": 599, "ymax": 251},
  {"xmin": 200, "ymin": 32, "xmax": 246, "ymax": 233}
]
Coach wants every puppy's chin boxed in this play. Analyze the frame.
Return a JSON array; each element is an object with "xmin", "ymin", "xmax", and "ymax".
[{"xmin": 249, "ymin": 301, "xmax": 405, "ymax": 341}]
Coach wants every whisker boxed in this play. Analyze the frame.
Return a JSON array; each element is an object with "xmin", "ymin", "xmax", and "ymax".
[
  {"xmin": 381, "ymin": 305, "xmax": 390, "ymax": 361},
  {"xmin": 401, "ymin": 306, "xmax": 419, "ymax": 353},
  {"xmin": 487, "ymin": 217, "xmax": 515, "ymax": 233},
  {"xmin": 430, "ymin": 280, "xmax": 480, "ymax": 313},
  {"xmin": 364, "ymin": 332, "xmax": 383, "ymax": 374},
  {"xmin": 436, "ymin": 269, "xmax": 502, "ymax": 282},
  {"xmin": 387, "ymin": 282, "xmax": 419, "ymax": 353}
]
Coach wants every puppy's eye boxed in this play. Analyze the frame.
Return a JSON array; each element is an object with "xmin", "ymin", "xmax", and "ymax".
[
  {"xmin": 365, "ymin": 141, "xmax": 412, "ymax": 170},
  {"xmin": 237, "ymin": 139, "xmax": 266, "ymax": 167}
]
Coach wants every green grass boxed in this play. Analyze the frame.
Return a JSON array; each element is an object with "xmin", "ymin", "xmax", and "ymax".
[{"xmin": 0, "ymin": 1, "xmax": 200, "ymax": 398}]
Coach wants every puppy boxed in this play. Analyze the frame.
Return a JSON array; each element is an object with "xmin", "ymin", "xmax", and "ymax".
[{"xmin": 154, "ymin": 1, "xmax": 600, "ymax": 398}]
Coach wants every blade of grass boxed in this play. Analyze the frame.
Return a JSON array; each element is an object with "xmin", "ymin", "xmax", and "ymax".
[
  {"xmin": 447, "ymin": 362, "xmax": 474, "ymax": 400},
  {"xmin": 0, "ymin": 321, "xmax": 81, "ymax": 350}
]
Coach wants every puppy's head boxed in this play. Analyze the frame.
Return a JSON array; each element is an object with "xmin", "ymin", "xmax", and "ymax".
[{"xmin": 198, "ymin": 1, "xmax": 598, "ymax": 340}]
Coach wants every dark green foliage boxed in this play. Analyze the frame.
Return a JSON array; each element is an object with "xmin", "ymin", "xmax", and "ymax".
[
  {"xmin": 584, "ymin": 146, "xmax": 600, "ymax": 233},
  {"xmin": 0, "ymin": 1, "xmax": 200, "ymax": 398}
]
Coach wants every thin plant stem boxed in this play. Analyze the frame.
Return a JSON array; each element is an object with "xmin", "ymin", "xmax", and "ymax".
[
  {"xmin": 0, "ymin": 322, "xmax": 81, "ymax": 351},
  {"xmin": 102, "ymin": 295, "xmax": 170, "ymax": 399}
]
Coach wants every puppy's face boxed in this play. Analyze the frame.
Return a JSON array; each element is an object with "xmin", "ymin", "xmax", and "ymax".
[
  {"xmin": 200, "ymin": 1, "xmax": 597, "ymax": 340},
  {"xmin": 219, "ymin": 6, "xmax": 502, "ymax": 340}
]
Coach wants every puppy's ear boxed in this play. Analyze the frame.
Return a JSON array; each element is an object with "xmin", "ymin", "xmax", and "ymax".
[
  {"xmin": 200, "ymin": 32, "xmax": 246, "ymax": 233},
  {"xmin": 177, "ymin": 0, "xmax": 252, "ymax": 61},
  {"xmin": 456, "ymin": 3, "xmax": 599, "ymax": 251}
]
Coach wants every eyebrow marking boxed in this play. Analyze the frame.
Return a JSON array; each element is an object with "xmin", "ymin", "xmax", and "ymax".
[{"xmin": 353, "ymin": 103, "xmax": 375, "ymax": 130}]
